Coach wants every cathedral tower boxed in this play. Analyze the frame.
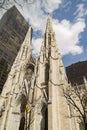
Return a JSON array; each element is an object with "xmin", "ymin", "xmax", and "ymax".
[{"xmin": 29, "ymin": 16, "xmax": 72, "ymax": 130}]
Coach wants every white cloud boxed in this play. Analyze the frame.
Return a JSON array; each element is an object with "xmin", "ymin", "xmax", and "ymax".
[
  {"xmin": 52, "ymin": 19, "xmax": 85, "ymax": 55},
  {"xmin": 42, "ymin": 0, "xmax": 61, "ymax": 13},
  {"xmin": 15, "ymin": 0, "xmax": 62, "ymax": 32},
  {"xmin": 32, "ymin": 38, "xmax": 42, "ymax": 57},
  {"xmin": 18, "ymin": 0, "xmax": 46, "ymax": 32}
]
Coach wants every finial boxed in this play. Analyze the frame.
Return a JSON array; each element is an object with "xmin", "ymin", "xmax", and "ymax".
[
  {"xmin": 46, "ymin": 13, "xmax": 53, "ymax": 32},
  {"xmin": 47, "ymin": 13, "xmax": 51, "ymax": 22},
  {"xmin": 47, "ymin": 13, "xmax": 51, "ymax": 18},
  {"xmin": 48, "ymin": 13, "xmax": 50, "ymax": 15}
]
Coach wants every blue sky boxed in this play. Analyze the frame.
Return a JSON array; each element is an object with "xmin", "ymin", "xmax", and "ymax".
[
  {"xmin": 0, "ymin": 0, "xmax": 87, "ymax": 67},
  {"xmin": 54, "ymin": 0, "xmax": 87, "ymax": 66}
]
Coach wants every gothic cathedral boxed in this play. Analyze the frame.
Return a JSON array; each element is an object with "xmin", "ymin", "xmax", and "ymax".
[{"xmin": 0, "ymin": 16, "xmax": 80, "ymax": 130}]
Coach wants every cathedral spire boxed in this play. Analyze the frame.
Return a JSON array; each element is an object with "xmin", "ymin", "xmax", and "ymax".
[
  {"xmin": 46, "ymin": 15, "xmax": 53, "ymax": 32},
  {"xmin": 43, "ymin": 15, "xmax": 56, "ymax": 58}
]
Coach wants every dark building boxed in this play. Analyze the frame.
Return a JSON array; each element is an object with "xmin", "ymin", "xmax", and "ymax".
[
  {"xmin": 66, "ymin": 61, "xmax": 87, "ymax": 85},
  {"xmin": 0, "ymin": 5, "xmax": 29, "ymax": 93}
]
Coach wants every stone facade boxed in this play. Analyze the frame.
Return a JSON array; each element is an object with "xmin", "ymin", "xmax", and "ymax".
[{"xmin": 0, "ymin": 16, "xmax": 80, "ymax": 130}]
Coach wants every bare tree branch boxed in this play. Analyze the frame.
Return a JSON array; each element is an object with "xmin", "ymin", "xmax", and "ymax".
[
  {"xmin": 64, "ymin": 92, "xmax": 84, "ymax": 117},
  {"xmin": 64, "ymin": 83, "xmax": 87, "ymax": 130}
]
